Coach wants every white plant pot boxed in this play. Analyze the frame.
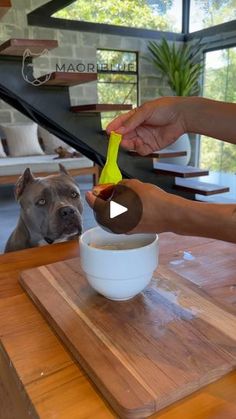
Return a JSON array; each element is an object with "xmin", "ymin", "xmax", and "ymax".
[{"xmin": 160, "ymin": 133, "xmax": 191, "ymax": 166}]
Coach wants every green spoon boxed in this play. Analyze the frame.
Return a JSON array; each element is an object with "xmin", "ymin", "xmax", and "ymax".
[{"xmin": 99, "ymin": 131, "xmax": 122, "ymax": 185}]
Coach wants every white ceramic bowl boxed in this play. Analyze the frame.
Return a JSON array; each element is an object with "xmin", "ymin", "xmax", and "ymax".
[{"xmin": 79, "ymin": 226, "xmax": 159, "ymax": 301}]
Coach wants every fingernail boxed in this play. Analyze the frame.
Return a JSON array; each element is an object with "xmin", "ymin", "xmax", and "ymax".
[{"xmin": 116, "ymin": 126, "xmax": 126, "ymax": 134}]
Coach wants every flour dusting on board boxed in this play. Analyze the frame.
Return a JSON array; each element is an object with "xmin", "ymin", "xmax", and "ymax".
[
  {"xmin": 183, "ymin": 251, "xmax": 195, "ymax": 261},
  {"xmin": 153, "ymin": 276, "xmax": 201, "ymax": 321},
  {"xmin": 169, "ymin": 250, "xmax": 196, "ymax": 265}
]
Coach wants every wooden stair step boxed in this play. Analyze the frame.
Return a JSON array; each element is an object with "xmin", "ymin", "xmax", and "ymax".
[
  {"xmin": 71, "ymin": 104, "xmax": 132, "ymax": 112},
  {"xmin": 153, "ymin": 162, "xmax": 209, "ymax": 178},
  {"xmin": 0, "ymin": 0, "xmax": 11, "ymax": 19},
  {"xmin": 39, "ymin": 72, "xmax": 97, "ymax": 86},
  {"xmin": 196, "ymin": 195, "xmax": 236, "ymax": 203},
  {"xmin": 174, "ymin": 178, "xmax": 230, "ymax": 196},
  {"xmin": 0, "ymin": 38, "xmax": 58, "ymax": 56},
  {"xmin": 129, "ymin": 149, "xmax": 187, "ymax": 158}
]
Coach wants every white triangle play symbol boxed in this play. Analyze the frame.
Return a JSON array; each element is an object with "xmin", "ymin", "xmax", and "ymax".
[{"xmin": 110, "ymin": 200, "xmax": 128, "ymax": 219}]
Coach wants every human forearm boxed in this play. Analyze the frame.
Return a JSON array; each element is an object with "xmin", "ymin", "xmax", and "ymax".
[
  {"xmin": 181, "ymin": 97, "xmax": 236, "ymax": 144},
  {"xmin": 165, "ymin": 194, "xmax": 236, "ymax": 243},
  {"xmin": 87, "ymin": 180, "xmax": 236, "ymax": 243}
]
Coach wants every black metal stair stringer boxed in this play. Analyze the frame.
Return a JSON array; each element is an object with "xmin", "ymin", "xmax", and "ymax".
[{"xmin": 0, "ymin": 83, "xmax": 103, "ymax": 165}]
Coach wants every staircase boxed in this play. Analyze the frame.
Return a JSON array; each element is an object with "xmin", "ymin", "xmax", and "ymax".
[
  {"xmin": 129, "ymin": 146, "xmax": 229, "ymax": 198},
  {"xmin": 0, "ymin": 3, "xmax": 230, "ymax": 200}
]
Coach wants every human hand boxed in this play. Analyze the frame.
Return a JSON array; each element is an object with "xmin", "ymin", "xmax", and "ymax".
[
  {"xmin": 86, "ymin": 179, "xmax": 171, "ymax": 234},
  {"xmin": 86, "ymin": 178, "xmax": 236, "ymax": 243},
  {"xmin": 106, "ymin": 96, "xmax": 188, "ymax": 155}
]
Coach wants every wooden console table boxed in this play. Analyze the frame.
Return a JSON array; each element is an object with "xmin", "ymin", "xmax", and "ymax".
[{"xmin": 0, "ymin": 233, "xmax": 235, "ymax": 418}]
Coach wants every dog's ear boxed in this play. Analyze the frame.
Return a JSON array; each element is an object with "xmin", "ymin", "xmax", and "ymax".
[
  {"xmin": 59, "ymin": 163, "xmax": 69, "ymax": 176},
  {"xmin": 15, "ymin": 168, "xmax": 35, "ymax": 200}
]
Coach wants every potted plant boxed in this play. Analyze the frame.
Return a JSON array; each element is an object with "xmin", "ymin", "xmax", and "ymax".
[{"xmin": 146, "ymin": 38, "xmax": 203, "ymax": 165}]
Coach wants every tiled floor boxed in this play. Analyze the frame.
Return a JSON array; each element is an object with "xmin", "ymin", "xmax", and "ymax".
[{"xmin": 0, "ymin": 175, "xmax": 97, "ymax": 254}]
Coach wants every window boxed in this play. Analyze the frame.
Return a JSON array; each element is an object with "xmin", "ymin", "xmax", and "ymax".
[
  {"xmin": 97, "ymin": 49, "xmax": 138, "ymax": 129},
  {"xmin": 190, "ymin": 0, "xmax": 236, "ymax": 32},
  {"xmin": 199, "ymin": 47, "xmax": 236, "ymax": 173},
  {"xmin": 53, "ymin": 0, "xmax": 182, "ymax": 33}
]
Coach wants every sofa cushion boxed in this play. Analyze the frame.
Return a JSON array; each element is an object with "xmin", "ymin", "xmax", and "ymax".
[
  {"xmin": 1, "ymin": 123, "xmax": 44, "ymax": 157},
  {"xmin": 0, "ymin": 139, "xmax": 6, "ymax": 157},
  {"xmin": 38, "ymin": 126, "xmax": 76, "ymax": 154},
  {"xmin": 0, "ymin": 155, "xmax": 93, "ymax": 176}
]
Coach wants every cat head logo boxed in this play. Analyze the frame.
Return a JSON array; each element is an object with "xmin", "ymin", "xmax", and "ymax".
[{"xmin": 22, "ymin": 48, "xmax": 51, "ymax": 86}]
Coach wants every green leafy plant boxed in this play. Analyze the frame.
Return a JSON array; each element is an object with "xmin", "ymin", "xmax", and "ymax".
[{"xmin": 147, "ymin": 38, "xmax": 204, "ymax": 96}]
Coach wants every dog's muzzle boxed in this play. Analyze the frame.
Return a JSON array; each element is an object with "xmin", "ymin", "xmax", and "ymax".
[{"xmin": 59, "ymin": 206, "xmax": 76, "ymax": 219}]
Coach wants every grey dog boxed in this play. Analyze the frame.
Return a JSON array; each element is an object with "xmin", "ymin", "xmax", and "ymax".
[{"xmin": 5, "ymin": 164, "xmax": 83, "ymax": 253}]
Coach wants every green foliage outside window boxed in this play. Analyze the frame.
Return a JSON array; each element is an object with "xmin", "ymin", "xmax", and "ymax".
[
  {"xmin": 53, "ymin": 0, "xmax": 180, "ymax": 32},
  {"xmin": 200, "ymin": 48, "xmax": 236, "ymax": 173},
  {"xmin": 190, "ymin": 0, "xmax": 236, "ymax": 32},
  {"xmin": 97, "ymin": 50, "xmax": 138, "ymax": 129}
]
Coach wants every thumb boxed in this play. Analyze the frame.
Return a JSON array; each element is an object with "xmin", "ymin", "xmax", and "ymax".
[
  {"xmin": 85, "ymin": 191, "xmax": 96, "ymax": 209},
  {"xmin": 86, "ymin": 192, "xmax": 111, "ymax": 231},
  {"xmin": 86, "ymin": 191, "xmax": 107, "ymax": 214}
]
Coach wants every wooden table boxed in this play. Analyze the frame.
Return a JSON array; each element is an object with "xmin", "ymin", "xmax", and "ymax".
[{"xmin": 0, "ymin": 233, "xmax": 235, "ymax": 419}]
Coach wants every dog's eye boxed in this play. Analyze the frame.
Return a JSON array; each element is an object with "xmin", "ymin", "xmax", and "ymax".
[
  {"xmin": 71, "ymin": 191, "xmax": 79, "ymax": 199},
  {"xmin": 37, "ymin": 198, "xmax": 46, "ymax": 206}
]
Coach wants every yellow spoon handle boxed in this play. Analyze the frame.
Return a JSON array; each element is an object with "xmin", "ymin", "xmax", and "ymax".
[{"xmin": 106, "ymin": 131, "xmax": 122, "ymax": 164}]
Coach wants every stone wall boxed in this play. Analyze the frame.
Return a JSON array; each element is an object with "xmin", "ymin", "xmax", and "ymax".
[{"xmin": 0, "ymin": 0, "xmax": 174, "ymax": 124}]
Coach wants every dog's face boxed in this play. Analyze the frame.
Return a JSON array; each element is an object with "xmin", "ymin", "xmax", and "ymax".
[{"xmin": 15, "ymin": 164, "xmax": 83, "ymax": 243}]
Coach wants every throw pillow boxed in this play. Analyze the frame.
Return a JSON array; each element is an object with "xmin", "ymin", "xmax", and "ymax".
[
  {"xmin": 38, "ymin": 126, "xmax": 76, "ymax": 154},
  {"xmin": 2, "ymin": 123, "xmax": 44, "ymax": 157},
  {"xmin": 0, "ymin": 139, "xmax": 6, "ymax": 157}
]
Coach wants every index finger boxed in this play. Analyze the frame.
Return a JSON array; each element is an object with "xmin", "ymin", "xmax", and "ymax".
[{"xmin": 106, "ymin": 108, "xmax": 137, "ymax": 134}]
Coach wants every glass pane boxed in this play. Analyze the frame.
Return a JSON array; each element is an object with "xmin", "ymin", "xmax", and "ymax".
[
  {"xmin": 53, "ymin": 0, "xmax": 182, "ymax": 32},
  {"xmin": 101, "ymin": 112, "xmax": 129, "ymax": 130},
  {"xmin": 98, "ymin": 73, "xmax": 137, "ymax": 83},
  {"xmin": 98, "ymin": 75, "xmax": 137, "ymax": 103},
  {"xmin": 97, "ymin": 50, "xmax": 137, "ymax": 73},
  {"xmin": 98, "ymin": 73, "xmax": 137, "ymax": 129},
  {"xmin": 190, "ymin": 0, "xmax": 236, "ymax": 32},
  {"xmin": 200, "ymin": 48, "xmax": 236, "ymax": 173}
]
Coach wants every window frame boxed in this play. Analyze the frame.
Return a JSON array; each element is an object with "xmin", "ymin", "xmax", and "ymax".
[
  {"xmin": 28, "ymin": 0, "xmax": 185, "ymax": 39},
  {"xmin": 97, "ymin": 48, "xmax": 139, "ymax": 106},
  {"xmin": 197, "ymin": 44, "xmax": 236, "ymax": 170},
  {"xmin": 27, "ymin": 0, "xmax": 236, "ymax": 39},
  {"xmin": 97, "ymin": 48, "xmax": 139, "ymax": 131}
]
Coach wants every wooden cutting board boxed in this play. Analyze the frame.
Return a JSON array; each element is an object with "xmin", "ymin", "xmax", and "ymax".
[{"xmin": 20, "ymin": 259, "xmax": 236, "ymax": 419}]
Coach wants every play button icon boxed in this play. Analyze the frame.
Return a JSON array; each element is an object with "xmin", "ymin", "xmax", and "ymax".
[
  {"xmin": 110, "ymin": 201, "xmax": 128, "ymax": 219},
  {"xmin": 92, "ymin": 183, "xmax": 143, "ymax": 234}
]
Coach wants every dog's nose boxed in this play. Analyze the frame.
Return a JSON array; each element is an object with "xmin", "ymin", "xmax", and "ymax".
[{"xmin": 59, "ymin": 206, "xmax": 75, "ymax": 218}]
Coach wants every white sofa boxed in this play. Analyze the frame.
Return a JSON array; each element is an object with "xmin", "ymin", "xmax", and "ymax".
[
  {"xmin": 0, "ymin": 153, "xmax": 99, "ymax": 185},
  {"xmin": 0, "ymin": 124, "xmax": 99, "ymax": 185}
]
